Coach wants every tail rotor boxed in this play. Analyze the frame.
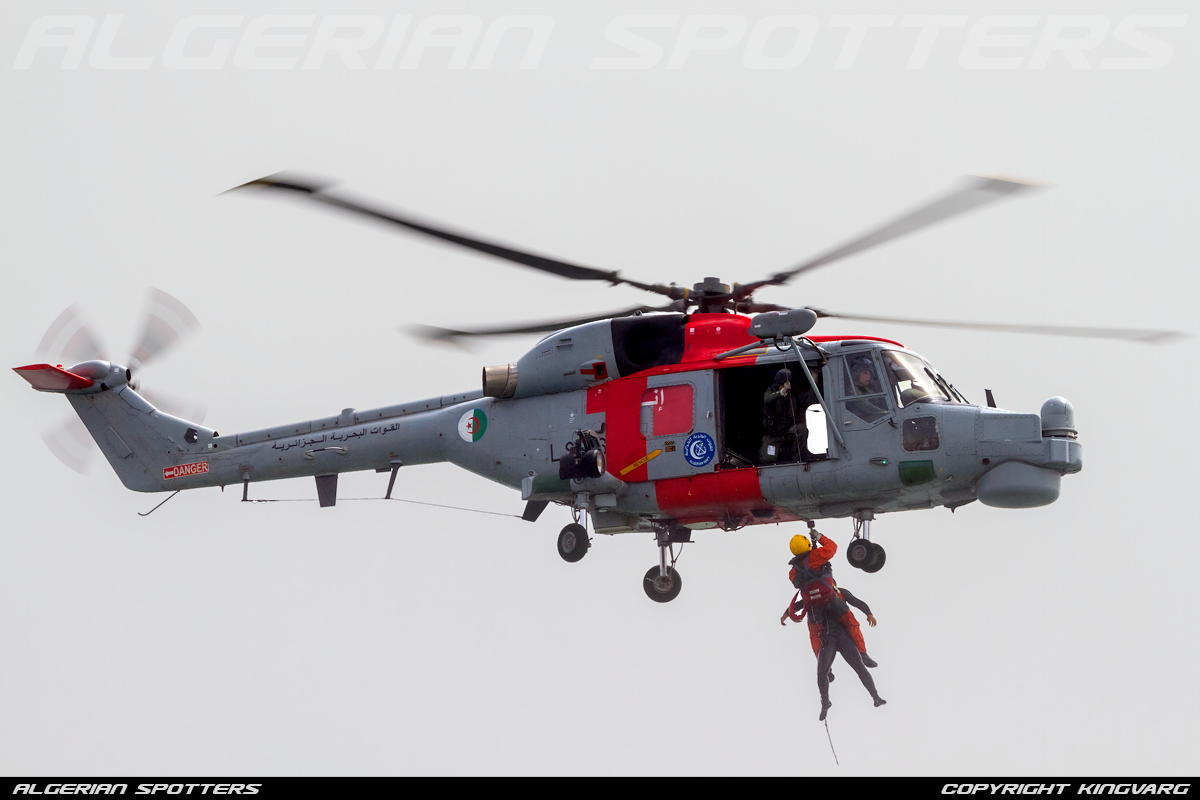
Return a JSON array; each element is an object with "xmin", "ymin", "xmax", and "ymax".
[
  {"xmin": 40, "ymin": 414, "xmax": 95, "ymax": 475},
  {"xmin": 35, "ymin": 303, "xmax": 107, "ymax": 366},
  {"xmin": 128, "ymin": 287, "xmax": 202, "ymax": 375},
  {"xmin": 27, "ymin": 288, "xmax": 205, "ymax": 474}
]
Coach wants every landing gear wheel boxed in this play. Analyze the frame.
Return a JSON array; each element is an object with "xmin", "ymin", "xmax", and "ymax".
[
  {"xmin": 557, "ymin": 523, "xmax": 589, "ymax": 563},
  {"xmin": 863, "ymin": 543, "xmax": 886, "ymax": 573},
  {"xmin": 643, "ymin": 566, "xmax": 683, "ymax": 603},
  {"xmin": 847, "ymin": 538, "xmax": 873, "ymax": 569}
]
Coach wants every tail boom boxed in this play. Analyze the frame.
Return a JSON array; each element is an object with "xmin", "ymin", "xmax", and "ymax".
[{"xmin": 19, "ymin": 360, "xmax": 480, "ymax": 495}]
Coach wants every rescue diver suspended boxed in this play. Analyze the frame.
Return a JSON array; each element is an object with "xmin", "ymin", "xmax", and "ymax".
[
  {"xmin": 781, "ymin": 532, "xmax": 879, "ymax": 675},
  {"xmin": 781, "ymin": 531, "xmax": 886, "ymax": 720},
  {"xmin": 760, "ymin": 368, "xmax": 812, "ymax": 464}
]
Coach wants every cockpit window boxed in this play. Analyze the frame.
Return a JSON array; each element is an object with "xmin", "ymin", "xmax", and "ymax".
[
  {"xmin": 882, "ymin": 351, "xmax": 966, "ymax": 407},
  {"xmin": 841, "ymin": 355, "xmax": 890, "ymax": 422}
]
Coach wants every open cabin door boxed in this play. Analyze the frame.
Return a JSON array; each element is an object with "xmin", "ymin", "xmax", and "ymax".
[{"xmin": 716, "ymin": 360, "xmax": 831, "ymax": 469}]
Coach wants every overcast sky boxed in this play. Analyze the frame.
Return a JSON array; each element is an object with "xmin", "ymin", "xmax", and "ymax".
[{"xmin": 2, "ymin": 0, "xmax": 1197, "ymax": 776}]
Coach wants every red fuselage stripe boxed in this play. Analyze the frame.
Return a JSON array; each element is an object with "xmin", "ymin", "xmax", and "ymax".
[{"xmin": 655, "ymin": 468, "xmax": 763, "ymax": 516}]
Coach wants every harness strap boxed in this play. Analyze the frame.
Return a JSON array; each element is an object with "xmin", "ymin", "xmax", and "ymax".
[
  {"xmin": 788, "ymin": 591, "xmax": 807, "ymax": 622},
  {"xmin": 797, "ymin": 553, "xmax": 838, "ymax": 600}
]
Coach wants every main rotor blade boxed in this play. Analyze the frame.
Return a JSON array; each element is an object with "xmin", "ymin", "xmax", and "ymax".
[
  {"xmin": 737, "ymin": 176, "xmax": 1040, "ymax": 297},
  {"xmin": 409, "ymin": 305, "xmax": 676, "ymax": 344},
  {"xmin": 230, "ymin": 174, "xmax": 685, "ymax": 300},
  {"xmin": 807, "ymin": 307, "xmax": 1187, "ymax": 344}
]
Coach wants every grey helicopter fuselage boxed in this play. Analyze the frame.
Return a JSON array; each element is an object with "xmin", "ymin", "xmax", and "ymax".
[{"xmin": 19, "ymin": 311, "xmax": 1082, "ymax": 532}]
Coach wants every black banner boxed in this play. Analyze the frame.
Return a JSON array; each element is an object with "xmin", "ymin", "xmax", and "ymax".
[{"xmin": 1, "ymin": 779, "xmax": 1196, "ymax": 791}]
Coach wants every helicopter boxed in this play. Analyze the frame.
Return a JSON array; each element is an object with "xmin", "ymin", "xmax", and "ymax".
[{"xmin": 14, "ymin": 174, "xmax": 1182, "ymax": 602}]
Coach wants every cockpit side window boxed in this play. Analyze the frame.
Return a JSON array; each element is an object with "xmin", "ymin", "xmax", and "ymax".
[
  {"xmin": 883, "ymin": 351, "xmax": 952, "ymax": 408},
  {"xmin": 841, "ymin": 354, "xmax": 890, "ymax": 423}
]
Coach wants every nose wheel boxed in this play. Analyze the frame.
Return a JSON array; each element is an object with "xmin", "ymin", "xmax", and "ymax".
[
  {"xmin": 848, "ymin": 515, "xmax": 886, "ymax": 572},
  {"xmin": 849, "ymin": 540, "xmax": 886, "ymax": 572},
  {"xmin": 863, "ymin": 543, "xmax": 886, "ymax": 572},
  {"xmin": 847, "ymin": 538, "xmax": 873, "ymax": 569}
]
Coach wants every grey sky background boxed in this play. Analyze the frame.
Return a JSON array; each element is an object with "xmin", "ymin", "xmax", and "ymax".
[{"xmin": 2, "ymin": 0, "xmax": 1197, "ymax": 776}]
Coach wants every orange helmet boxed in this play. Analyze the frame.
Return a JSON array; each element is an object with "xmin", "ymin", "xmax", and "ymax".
[{"xmin": 790, "ymin": 535, "xmax": 812, "ymax": 556}]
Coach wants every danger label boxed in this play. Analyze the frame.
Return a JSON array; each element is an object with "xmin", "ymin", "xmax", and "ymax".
[{"xmin": 163, "ymin": 461, "xmax": 209, "ymax": 480}]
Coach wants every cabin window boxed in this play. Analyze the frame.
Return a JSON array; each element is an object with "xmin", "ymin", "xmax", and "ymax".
[
  {"xmin": 842, "ymin": 354, "xmax": 890, "ymax": 423},
  {"xmin": 641, "ymin": 384, "xmax": 694, "ymax": 437},
  {"xmin": 903, "ymin": 416, "xmax": 940, "ymax": 452}
]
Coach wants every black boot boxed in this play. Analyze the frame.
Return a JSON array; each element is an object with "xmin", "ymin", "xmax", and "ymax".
[
  {"xmin": 861, "ymin": 653, "xmax": 878, "ymax": 668},
  {"xmin": 873, "ymin": 695, "xmax": 887, "ymax": 707},
  {"xmin": 819, "ymin": 699, "xmax": 832, "ymax": 721}
]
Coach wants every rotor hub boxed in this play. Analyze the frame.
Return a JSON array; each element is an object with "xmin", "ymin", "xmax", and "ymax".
[{"xmin": 692, "ymin": 276, "xmax": 730, "ymax": 296}]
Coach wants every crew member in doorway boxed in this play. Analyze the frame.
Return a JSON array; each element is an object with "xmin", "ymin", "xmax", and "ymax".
[{"xmin": 760, "ymin": 368, "xmax": 811, "ymax": 464}]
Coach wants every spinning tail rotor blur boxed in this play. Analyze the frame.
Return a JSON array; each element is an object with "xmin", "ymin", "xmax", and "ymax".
[{"xmin": 31, "ymin": 288, "xmax": 205, "ymax": 475}]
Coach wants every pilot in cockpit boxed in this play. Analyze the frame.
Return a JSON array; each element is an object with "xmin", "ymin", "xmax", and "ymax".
[
  {"xmin": 845, "ymin": 356, "xmax": 891, "ymax": 420},
  {"xmin": 849, "ymin": 357, "xmax": 882, "ymax": 396}
]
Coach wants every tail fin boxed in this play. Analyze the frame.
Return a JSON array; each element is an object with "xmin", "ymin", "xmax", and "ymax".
[
  {"xmin": 68, "ymin": 385, "xmax": 216, "ymax": 492},
  {"xmin": 16, "ymin": 361, "xmax": 215, "ymax": 492},
  {"xmin": 14, "ymin": 363, "xmax": 97, "ymax": 392}
]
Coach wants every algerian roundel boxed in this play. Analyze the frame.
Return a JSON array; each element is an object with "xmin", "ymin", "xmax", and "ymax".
[{"xmin": 458, "ymin": 408, "xmax": 488, "ymax": 442}]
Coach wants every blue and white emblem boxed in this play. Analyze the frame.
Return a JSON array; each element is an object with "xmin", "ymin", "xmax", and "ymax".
[{"xmin": 684, "ymin": 432, "xmax": 716, "ymax": 468}]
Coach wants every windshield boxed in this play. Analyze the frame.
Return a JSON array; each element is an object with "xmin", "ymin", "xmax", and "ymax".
[{"xmin": 882, "ymin": 350, "xmax": 968, "ymax": 407}]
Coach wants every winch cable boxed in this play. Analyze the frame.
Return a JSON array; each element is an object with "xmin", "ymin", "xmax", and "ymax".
[
  {"xmin": 235, "ymin": 496, "xmax": 522, "ymax": 518},
  {"xmin": 825, "ymin": 719, "xmax": 840, "ymax": 766},
  {"xmin": 385, "ymin": 496, "xmax": 523, "ymax": 518}
]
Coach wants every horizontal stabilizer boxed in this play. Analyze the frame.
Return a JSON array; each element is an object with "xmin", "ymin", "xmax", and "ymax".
[{"xmin": 13, "ymin": 364, "xmax": 95, "ymax": 392}]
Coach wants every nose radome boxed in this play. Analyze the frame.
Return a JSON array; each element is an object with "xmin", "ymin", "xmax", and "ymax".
[{"xmin": 977, "ymin": 462, "xmax": 1061, "ymax": 508}]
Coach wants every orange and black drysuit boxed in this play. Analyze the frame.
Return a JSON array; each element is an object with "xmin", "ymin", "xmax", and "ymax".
[
  {"xmin": 792, "ymin": 587, "xmax": 871, "ymax": 658},
  {"xmin": 784, "ymin": 536, "xmax": 869, "ymax": 657},
  {"xmin": 786, "ymin": 535, "xmax": 884, "ymax": 715}
]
